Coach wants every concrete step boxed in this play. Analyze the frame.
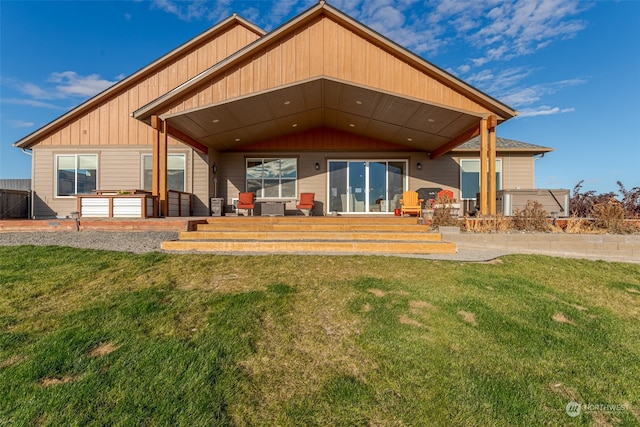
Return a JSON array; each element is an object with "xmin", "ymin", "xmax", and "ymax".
[
  {"xmin": 161, "ymin": 239, "xmax": 457, "ymax": 255},
  {"xmin": 179, "ymin": 230, "xmax": 443, "ymax": 242},
  {"xmin": 196, "ymin": 223, "xmax": 428, "ymax": 232}
]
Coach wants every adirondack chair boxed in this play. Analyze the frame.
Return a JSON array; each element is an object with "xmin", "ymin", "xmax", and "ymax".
[
  {"xmin": 296, "ymin": 192, "xmax": 315, "ymax": 216},
  {"xmin": 237, "ymin": 192, "xmax": 255, "ymax": 216},
  {"xmin": 399, "ymin": 190, "xmax": 424, "ymax": 217}
]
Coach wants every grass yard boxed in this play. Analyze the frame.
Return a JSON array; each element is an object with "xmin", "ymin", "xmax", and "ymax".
[{"xmin": 0, "ymin": 246, "xmax": 639, "ymax": 426}]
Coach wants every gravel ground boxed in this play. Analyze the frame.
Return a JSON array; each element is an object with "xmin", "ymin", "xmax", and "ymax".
[
  {"xmin": 0, "ymin": 231, "xmax": 179, "ymax": 254},
  {"xmin": 0, "ymin": 231, "xmax": 511, "ymax": 261}
]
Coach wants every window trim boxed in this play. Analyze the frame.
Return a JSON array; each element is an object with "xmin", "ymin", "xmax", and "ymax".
[{"xmin": 55, "ymin": 154, "xmax": 98, "ymax": 198}]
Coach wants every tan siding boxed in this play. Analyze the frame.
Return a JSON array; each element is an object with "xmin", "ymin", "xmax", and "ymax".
[
  {"xmin": 501, "ymin": 153, "xmax": 535, "ymax": 189},
  {"xmin": 167, "ymin": 15, "xmax": 491, "ymax": 117},
  {"xmin": 191, "ymin": 151, "xmax": 210, "ymax": 216}
]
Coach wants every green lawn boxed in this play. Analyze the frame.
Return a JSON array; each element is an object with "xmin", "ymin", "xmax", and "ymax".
[{"xmin": 1, "ymin": 246, "xmax": 639, "ymax": 426}]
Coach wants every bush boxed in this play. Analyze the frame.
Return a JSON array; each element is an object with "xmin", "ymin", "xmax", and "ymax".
[
  {"xmin": 571, "ymin": 180, "xmax": 640, "ymax": 219},
  {"xmin": 512, "ymin": 200, "xmax": 549, "ymax": 232},
  {"xmin": 591, "ymin": 198, "xmax": 626, "ymax": 233},
  {"xmin": 431, "ymin": 194, "xmax": 460, "ymax": 227}
]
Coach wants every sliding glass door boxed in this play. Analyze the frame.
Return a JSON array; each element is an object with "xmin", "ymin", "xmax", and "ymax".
[{"xmin": 328, "ymin": 160, "xmax": 407, "ymax": 213}]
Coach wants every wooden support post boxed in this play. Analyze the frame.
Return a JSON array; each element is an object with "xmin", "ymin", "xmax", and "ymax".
[
  {"xmin": 479, "ymin": 118, "xmax": 488, "ymax": 216},
  {"xmin": 488, "ymin": 115, "xmax": 498, "ymax": 215},
  {"xmin": 159, "ymin": 121, "xmax": 168, "ymax": 217},
  {"xmin": 151, "ymin": 115, "xmax": 161, "ymax": 217}
]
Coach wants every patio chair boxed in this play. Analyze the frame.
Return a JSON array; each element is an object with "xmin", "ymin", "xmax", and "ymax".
[
  {"xmin": 436, "ymin": 189, "xmax": 455, "ymax": 201},
  {"xmin": 399, "ymin": 190, "xmax": 424, "ymax": 217},
  {"xmin": 296, "ymin": 192, "xmax": 315, "ymax": 216},
  {"xmin": 237, "ymin": 192, "xmax": 255, "ymax": 216}
]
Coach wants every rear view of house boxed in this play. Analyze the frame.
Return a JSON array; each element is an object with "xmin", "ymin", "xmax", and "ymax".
[{"xmin": 14, "ymin": 1, "xmax": 552, "ymax": 219}]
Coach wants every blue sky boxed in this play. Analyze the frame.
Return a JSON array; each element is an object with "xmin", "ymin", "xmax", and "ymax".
[{"xmin": 1, "ymin": 0, "xmax": 638, "ymax": 195}]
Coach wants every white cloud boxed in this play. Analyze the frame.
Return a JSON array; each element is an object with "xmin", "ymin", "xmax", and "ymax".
[
  {"xmin": 6, "ymin": 119, "xmax": 35, "ymax": 128},
  {"xmin": 3, "ymin": 72, "xmax": 119, "ymax": 110},
  {"xmin": 1, "ymin": 98, "xmax": 63, "ymax": 109},
  {"xmin": 48, "ymin": 71, "xmax": 117, "ymax": 98},
  {"xmin": 517, "ymin": 106, "xmax": 575, "ymax": 117}
]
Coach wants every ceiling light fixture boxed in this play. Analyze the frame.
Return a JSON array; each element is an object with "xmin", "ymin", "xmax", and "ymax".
[
  {"xmin": 284, "ymin": 100, "xmax": 291, "ymax": 105},
  {"xmin": 212, "ymin": 119, "xmax": 219, "ymax": 123},
  {"xmin": 349, "ymin": 123, "xmax": 355, "ymax": 127},
  {"xmin": 292, "ymin": 123, "xmax": 298, "ymax": 128},
  {"xmin": 355, "ymin": 100, "xmax": 362, "ymax": 105},
  {"xmin": 235, "ymin": 138, "xmax": 241, "ymax": 142},
  {"xmin": 407, "ymin": 137, "xmax": 413, "ymax": 142}
]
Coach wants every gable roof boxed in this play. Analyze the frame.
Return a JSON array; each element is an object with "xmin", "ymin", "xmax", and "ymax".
[
  {"xmin": 13, "ymin": 14, "xmax": 265, "ymax": 149},
  {"xmin": 454, "ymin": 136, "xmax": 553, "ymax": 153},
  {"xmin": 134, "ymin": 1, "xmax": 516, "ymax": 122}
]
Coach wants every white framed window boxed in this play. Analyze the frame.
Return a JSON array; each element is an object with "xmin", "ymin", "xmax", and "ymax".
[
  {"xmin": 460, "ymin": 159, "xmax": 502, "ymax": 200},
  {"xmin": 56, "ymin": 154, "xmax": 98, "ymax": 197},
  {"xmin": 246, "ymin": 158, "xmax": 297, "ymax": 198},
  {"xmin": 142, "ymin": 154, "xmax": 186, "ymax": 192}
]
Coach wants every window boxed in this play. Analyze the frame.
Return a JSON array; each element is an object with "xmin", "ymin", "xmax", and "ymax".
[
  {"xmin": 56, "ymin": 154, "xmax": 97, "ymax": 196},
  {"xmin": 460, "ymin": 159, "xmax": 502, "ymax": 199},
  {"xmin": 246, "ymin": 158, "xmax": 297, "ymax": 198},
  {"xmin": 142, "ymin": 154, "xmax": 186, "ymax": 192}
]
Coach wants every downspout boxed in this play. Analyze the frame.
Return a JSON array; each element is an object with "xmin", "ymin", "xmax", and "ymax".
[
  {"xmin": 533, "ymin": 153, "xmax": 545, "ymax": 189},
  {"xmin": 20, "ymin": 148, "xmax": 34, "ymax": 219}
]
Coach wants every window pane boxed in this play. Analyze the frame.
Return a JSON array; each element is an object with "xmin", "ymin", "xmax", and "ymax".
[
  {"xmin": 461, "ymin": 171, "xmax": 479, "ymax": 199},
  {"xmin": 57, "ymin": 170, "xmax": 75, "ymax": 196},
  {"xmin": 246, "ymin": 160, "xmax": 263, "ymax": 178},
  {"xmin": 167, "ymin": 154, "xmax": 185, "ymax": 170},
  {"xmin": 262, "ymin": 159, "xmax": 280, "ymax": 178},
  {"xmin": 246, "ymin": 179, "xmax": 262, "ymax": 196},
  {"xmin": 281, "ymin": 179, "xmax": 296, "ymax": 198},
  {"xmin": 57, "ymin": 156, "xmax": 75, "ymax": 170},
  {"xmin": 263, "ymin": 179, "xmax": 280, "ymax": 197},
  {"xmin": 280, "ymin": 158, "xmax": 297, "ymax": 178},
  {"xmin": 460, "ymin": 159, "xmax": 479, "ymax": 173},
  {"xmin": 168, "ymin": 170, "xmax": 185, "ymax": 192},
  {"xmin": 388, "ymin": 161, "xmax": 406, "ymax": 209},
  {"xmin": 78, "ymin": 155, "xmax": 97, "ymax": 170}
]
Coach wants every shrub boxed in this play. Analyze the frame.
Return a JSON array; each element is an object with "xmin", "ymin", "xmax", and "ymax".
[
  {"xmin": 591, "ymin": 198, "xmax": 626, "ymax": 233},
  {"xmin": 512, "ymin": 200, "xmax": 549, "ymax": 232},
  {"xmin": 464, "ymin": 215, "xmax": 511, "ymax": 233},
  {"xmin": 431, "ymin": 194, "xmax": 460, "ymax": 227}
]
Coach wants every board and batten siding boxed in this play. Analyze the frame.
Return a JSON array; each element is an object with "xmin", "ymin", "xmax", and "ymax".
[{"xmin": 162, "ymin": 15, "xmax": 493, "ymax": 118}]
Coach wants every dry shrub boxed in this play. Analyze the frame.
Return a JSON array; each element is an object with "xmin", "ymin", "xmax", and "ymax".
[
  {"xmin": 564, "ymin": 216, "xmax": 593, "ymax": 234},
  {"xmin": 512, "ymin": 200, "xmax": 549, "ymax": 232},
  {"xmin": 591, "ymin": 198, "xmax": 627, "ymax": 233},
  {"xmin": 432, "ymin": 194, "xmax": 460, "ymax": 227},
  {"xmin": 464, "ymin": 215, "xmax": 511, "ymax": 233}
]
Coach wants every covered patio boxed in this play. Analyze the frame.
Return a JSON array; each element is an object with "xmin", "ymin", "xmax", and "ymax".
[{"xmin": 133, "ymin": 2, "xmax": 516, "ymax": 218}]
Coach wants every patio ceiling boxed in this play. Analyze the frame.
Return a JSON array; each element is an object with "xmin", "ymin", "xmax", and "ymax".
[{"xmin": 161, "ymin": 77, "xmax": 483, "ymax": 153}]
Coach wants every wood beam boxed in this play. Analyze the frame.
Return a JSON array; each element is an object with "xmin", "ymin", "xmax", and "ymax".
[
  {"xmin": 429, "ymin": 125, "xmax": 480, "ymax": 160},
  {"xmin": 151, "ymin": 115, "xmax": 161, "ymax": 217},
  {"xmin": 159, "ymin": 121, "xmax": 168, "ymax": 217},
  {"xmin": 489, "ymin": 126, "xmax": 497, "ymax": 215},
  {"xmin": 479, "ymin": 118, "xmax": 488, "ymax": 216},
  {"xmin": 167, "ymin": 125, "xmax": 209, "ymax": 155}
]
